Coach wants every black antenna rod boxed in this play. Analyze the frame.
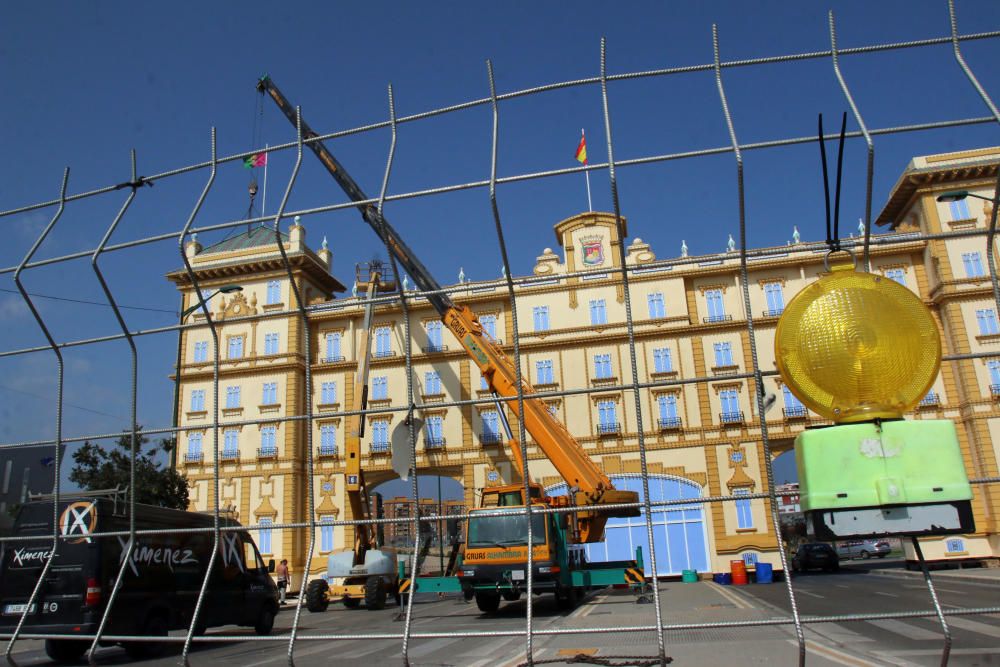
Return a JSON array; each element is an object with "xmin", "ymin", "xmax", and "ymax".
[
  {"xmin": 832, "ymin": 112, "xmax": 847, "ymax": 249},
  {"xmin": 819, "ymin": 114, "xmax": 832, "ymax": 249}
]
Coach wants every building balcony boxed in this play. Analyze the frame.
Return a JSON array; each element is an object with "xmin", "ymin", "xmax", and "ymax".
[
  {"xmin": 597, "ymin": 422, "xmax": 621, "ymax": 436},
  {"xmin": 658, "ymin": 417, "xmax": 683, "ymax": 430},
  {"xmin": 782, "ymin": 406, "xmax": 808, "ymax": 419},
  {"xmin": 991, "ymin": 384, "xmax": 1000, "ymax": 398},
  {"xmin": 220, "ymin": 450, "xmax": 240, "ymax": 462},
  {"xmin": 703, "ymin": 314, "xmax": 733, "ymax": 324},
  {"xmin": 480, "ymin": 431, "xmax": 502, "ymax": 445},
  {"xmin": 425, "ymin": 436, "xmax": 446, "ymax": 449},
  {"xmin": 257, "ymin": 447, "xmax": 278, "ymax": 459},
  {"xmin": 321, "ymin": 355, "xmax": 345, "ymax": 363},
  {"xmin": 317, "ymin": 444, "xmax": 338, "ymax": 458},
  {"xmin": 720, "ymin": 411, "xmax": 744, "ymax": 425},
  {"xmin": 370, "ymin": 444, "xmax": 390, "ymax": 455},
  {"xmin": 762, "ymin": 308, "xmax": 784, "ymax": 318},
  {"xmin": 918, "ymin": 392, "xmax": 941, "ymax": 408},
  {"xmin": 421, "ymin": 344, "xmax": 449, "ymax": 354},
  {"xmin": 373, "ymin": 350, "xmax": 396, "ymax": 359},
  {"xmin": 183, "ymin": 452, "xmax": 204, "ymax": 463}
]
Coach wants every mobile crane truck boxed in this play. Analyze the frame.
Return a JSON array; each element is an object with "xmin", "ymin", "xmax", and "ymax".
[{"xmin": 258, "ymin": 76, "xmax": 647, "ymax": 614}]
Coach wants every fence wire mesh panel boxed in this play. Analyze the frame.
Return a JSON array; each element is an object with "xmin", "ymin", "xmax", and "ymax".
[{"xmin": 2, "ymin": 2, "xmax": 1000, "ymax": 666}]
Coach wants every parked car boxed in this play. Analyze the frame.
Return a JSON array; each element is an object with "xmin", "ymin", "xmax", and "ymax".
[
  {"xmin": 791, "ymin": 543, "xmax": 839, "ymax": 573},
  {"xmin": 835, "ymin": 539, "xmax": 891, "ymax": 560},
  {"xmin": 0, "ymin": 495, "xmax": 279, "ymax": 663}
]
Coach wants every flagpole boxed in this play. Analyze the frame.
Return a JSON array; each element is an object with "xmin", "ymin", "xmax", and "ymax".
[
  {"xmin": 262, "ymin": 143, "xmax": 269, "ymax": 225},
  {"xmin": 582, "ymin": 128, "xmax": 592, "ymax": 212}
]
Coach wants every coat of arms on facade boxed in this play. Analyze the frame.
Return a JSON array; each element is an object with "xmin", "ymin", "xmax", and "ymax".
[{"xmin": 580, "ymin": 235, "xmax": 605, "ymax": 266}]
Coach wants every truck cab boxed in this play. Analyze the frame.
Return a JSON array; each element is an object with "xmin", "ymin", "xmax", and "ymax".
[{"xmin": 457, "ymin": 484, "xmax": 586, "ymax": 612}]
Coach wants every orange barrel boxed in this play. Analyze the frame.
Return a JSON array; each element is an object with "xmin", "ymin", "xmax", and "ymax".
[{"xmin": 730, "ymin": 560, "xmax": 748, "ymax": 585}]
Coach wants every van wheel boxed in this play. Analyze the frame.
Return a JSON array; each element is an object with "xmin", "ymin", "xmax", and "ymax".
[
  {"xmin": 44, "ymin": 639, "xmax": 87, "ymax": 663},
  {"xmin": 365, "ymin": 576, "xmax": 387, "ymax": 610},
  {"xmin": 860, "ymin": 551, "xmax": 870, "ymax": 560},
  {"xmin": 125, "ymin": 613, "xmax": 168, "ymax": 660},
  {"xmin": 255, "ymin": 605, "xmax": 276, "ymax": 636},
  {"xmin": 306, "ymin": 579, "xmax": 330, "ymax": 613},
  {"xmin": 475, "ymin": 591, "xmax": 501, "ymax": 613}
]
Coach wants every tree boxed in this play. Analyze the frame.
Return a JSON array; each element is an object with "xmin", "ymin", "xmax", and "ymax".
[{"xmin": 70, "ymin": 427, "xmax": 189, "ymax": 509}]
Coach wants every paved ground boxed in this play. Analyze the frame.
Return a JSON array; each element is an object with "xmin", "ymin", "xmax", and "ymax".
[
  {"xmin": 5, "ymin": 561, "xmax": 999, "ymax": 666},
  {"xmin": 733, "ymin": 560, "xmax": 1000, "ymax": 667}
]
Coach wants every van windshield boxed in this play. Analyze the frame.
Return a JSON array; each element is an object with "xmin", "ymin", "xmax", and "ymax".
[{"xmin": 466, "ymin": 509, "xmax": 546, "ymax": 548}]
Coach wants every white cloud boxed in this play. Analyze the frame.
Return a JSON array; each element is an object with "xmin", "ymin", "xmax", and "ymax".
[{"xmin": 0, "ymin": 295, "xmax": 28, "ymax": 320}]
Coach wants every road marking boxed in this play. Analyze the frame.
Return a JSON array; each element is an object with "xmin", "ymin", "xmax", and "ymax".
[
  {"xmin": 938, "ymin": 615, "xmax": 1000, "ymax": 638},
  {"xmin": 792, "ymin": 639, "xmax": 879, "ymax": 667},
  {"xmin": 408, "ymin": 637, "xmax": 464, "ymax": 658},
  {"xmin": 707, "ymin": 582, "xmax": 755, "ymax": 609},
  {"xmin": 793, "ymin": 589, "xmax": 825, "ymax": 599},
  {"xmin": 572, "ymin": 593, "xmax": 608, "ymax": 618},
  {"xmin": 902, "ymin": 584, "xmax": 966, "ymax": 594},
  {"xmin": 868, "ymin": 619, "xmax": 941, "ymax": 640},
  {"xmin": 813, "ymin": 622, "xmax": 876, "ymax": 644},
  {"xmin": 872, "ymin": 647, "xmax": 1000, "ymax": 657},
  {"xmin": 835, "ymin": 584, "xmax": 850, "ymax": 589},
  {"xmin": 874, "ymin": 591, "xmax": 899, "ymax": 598}
]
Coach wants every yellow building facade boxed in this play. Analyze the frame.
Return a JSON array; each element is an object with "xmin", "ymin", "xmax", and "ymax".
[{"xmin": 169, "ymin": 147, "xmax": 1000, "ymax": 583}]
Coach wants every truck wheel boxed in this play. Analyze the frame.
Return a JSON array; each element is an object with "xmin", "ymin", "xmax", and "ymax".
[
  {"xmin": 475, "ymin": 591, "xmax": 501, "ymax": 613},
  {"xmin": 365, "ymin": 576, "xmax": 387, "ymax": 610},
  {"xmin": 306, "ymin": 579, "xmax": 330, "ymax": 613},
  {"xmin": 556, "ymin": 586, "xmax": 579, "ymax": 610},
  {"xmin": 44, "ymin": 639, "xmax": 87, "ymax": 663},
  {"xmin": 343, "ymin": 597, "xmax": 362, "ymax": 609},
  {"xmin": 502, "ymin": 590, "xmax": 521, "ymax": 602},
  {"xmin": 255, "ymin": 605, "xmax": 276, "ymax": 635}
]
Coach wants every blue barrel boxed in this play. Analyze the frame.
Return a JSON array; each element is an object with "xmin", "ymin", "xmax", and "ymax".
[
  {"xmin": 755, "ymin": 562, "xmax": 773, "ymax": 584},
  {"xmin": 712, "ymin": 573, "xmax": 725, "ymax": 584},
  {"xmin": 720, "ymin": 573, "xmax": 732, "ymax": 585}
]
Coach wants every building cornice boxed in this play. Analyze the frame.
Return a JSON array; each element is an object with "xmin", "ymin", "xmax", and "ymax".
[
  {"xmin": 166, "ymin": 251, "xmax": 346, "ymax": 294},
  {"xmin": 876, "ymin": 154, "xmax": 1000, "ymax": 228}
]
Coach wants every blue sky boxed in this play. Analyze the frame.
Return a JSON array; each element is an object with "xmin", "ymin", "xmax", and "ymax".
[{"xmin": 2, "ymin": 1, "xmax": 999, "ymax": 490}]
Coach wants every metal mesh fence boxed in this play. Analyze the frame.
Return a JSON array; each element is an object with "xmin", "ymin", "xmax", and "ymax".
[{"xmin": 2, "ymin": 1, "xmax": 1000, "ymax": 665}]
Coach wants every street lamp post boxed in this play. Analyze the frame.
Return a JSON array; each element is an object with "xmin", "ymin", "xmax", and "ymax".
[
  {"xmin": 170, "ymin": 284, "xmax": 243, "ymax": 469},
  {"xmin": 936, "ymin": 190, "xmax": 996, "ymax": 203}
]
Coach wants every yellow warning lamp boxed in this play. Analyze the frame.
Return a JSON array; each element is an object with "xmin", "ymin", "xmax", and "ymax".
[{"xmin": 775, "ymin": 255, "xmax": 940, "ymax": 423}]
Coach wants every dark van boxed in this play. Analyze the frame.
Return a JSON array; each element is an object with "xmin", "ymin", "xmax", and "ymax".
[{"xmin": 0, "ymin": 495, "xmax": 278, "ymax": 663}]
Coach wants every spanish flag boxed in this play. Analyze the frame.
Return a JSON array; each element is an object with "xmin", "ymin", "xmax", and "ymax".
[{"xmin": 575, "ymin": 133, "xmax": 588, "ymax": 165}]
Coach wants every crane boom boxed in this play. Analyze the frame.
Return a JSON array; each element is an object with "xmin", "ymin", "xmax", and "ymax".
[{"xmin": 258, "ymin": 76, "xmax": 638, "ymax": 542}]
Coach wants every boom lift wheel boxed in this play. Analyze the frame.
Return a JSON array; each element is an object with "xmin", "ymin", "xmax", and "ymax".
[
  {"xmin": 365, "ymin": 576, "xmax": 387, "ymax": 610},
  {"xmin": 306, "ymin": 579, "xmax": 330, "ymax": 612}
]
